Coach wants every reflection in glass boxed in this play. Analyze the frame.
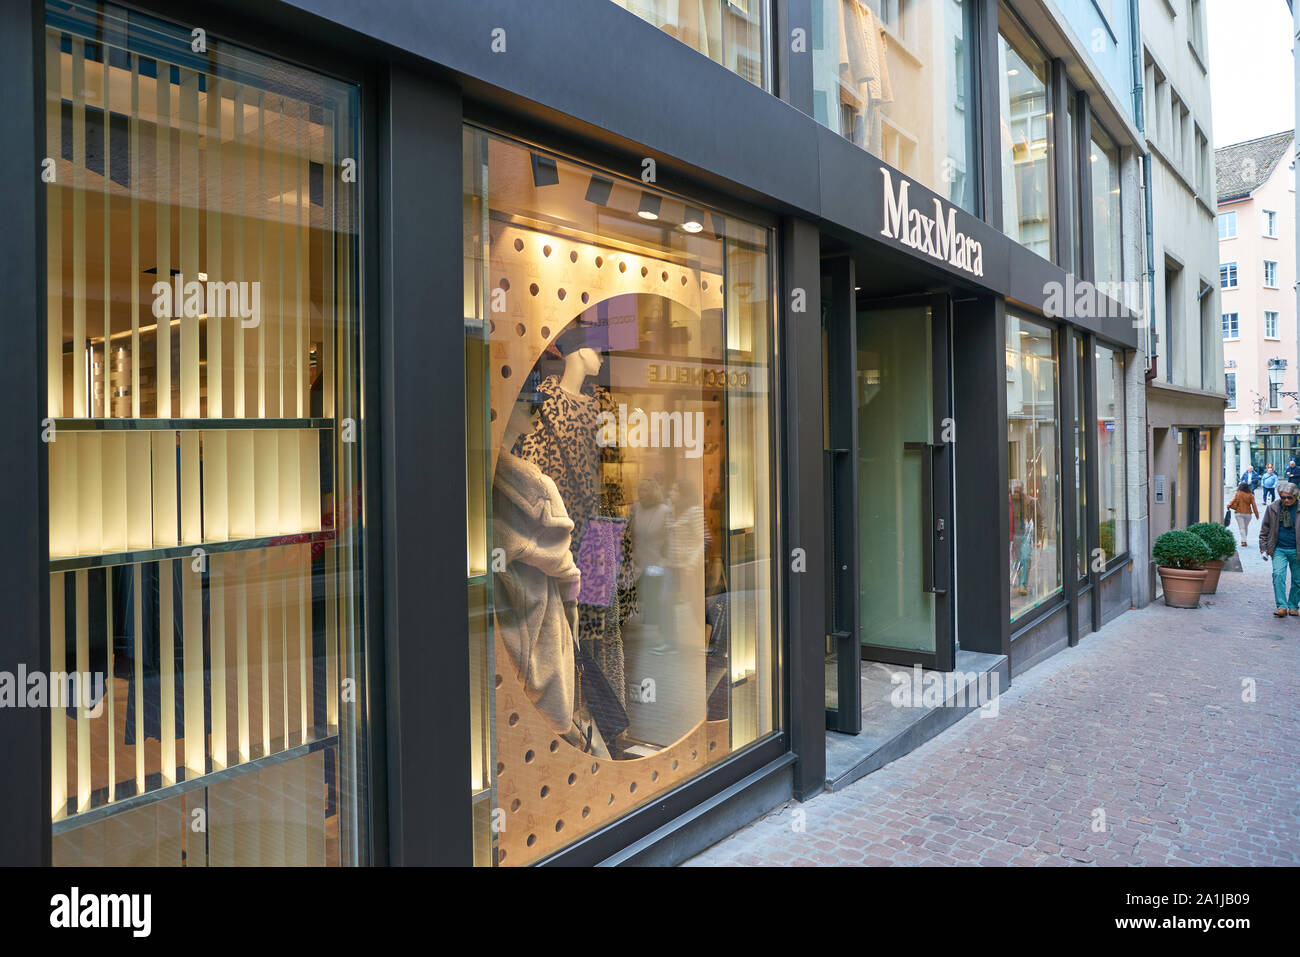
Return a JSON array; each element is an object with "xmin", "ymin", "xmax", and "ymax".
[
  {"xmin": 1095, "ymin": 346, "xmax": 1127, "ymax": 562},
  {"xmin": 857, "ymin": 307, "xmax": 935, "ymax": 653},
  {"xmin": 1090, "ymin": 125, "xmax": 1122, "ymax": 285},
  {"xmin": 811, "ymin": 0, "xmax": 977, "ymax": 211},
  {"xmin": 998, "ymin": 10, "xmax": 1052, "ymax": 258},
  {"xmin": 464, "ymin": 130, "xmax": 779, "ymax": 866},
  {"xmin": 611, "ymin": 0, "xmax": 769, "ymax": 88},
  {"xmin": 1007, "ymin": 314, "xmax": 1061, "ymax": 620}
]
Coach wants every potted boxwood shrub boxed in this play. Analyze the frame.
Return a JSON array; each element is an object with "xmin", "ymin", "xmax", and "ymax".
[
  {"xmin": 1153, "ymin": 529, "xmax": 1213, "ymax": 608},
  {"xmin": 1188, "ymin": 522, "xmax": 1236, "ymax": 594}
]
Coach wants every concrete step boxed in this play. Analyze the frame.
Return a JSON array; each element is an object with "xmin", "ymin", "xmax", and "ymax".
[{"xmin": 825, "ymin": 651, "xmax": 1009, "ymax": 792}]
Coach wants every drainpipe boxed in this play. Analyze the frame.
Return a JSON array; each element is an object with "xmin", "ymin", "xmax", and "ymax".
[
  {"xmin": 1131, "ymin": 0, "xmax": 1156, "ymax": 378},
  {"xmin": 1131, "ymin": 0, "xmax": 1158, "ymax": 602}
]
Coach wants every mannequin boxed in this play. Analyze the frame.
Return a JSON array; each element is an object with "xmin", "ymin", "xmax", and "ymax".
[
  {"xmin": 513, "ymin": 321, "xmax": 628, "ymax": 730},
  {"xmin": 491, "ymin": 400, "xmax": 581, "ymax": 733},
  {"xmin": 559, "ymin": 346, "xmax": 602, "ymax": 396}
]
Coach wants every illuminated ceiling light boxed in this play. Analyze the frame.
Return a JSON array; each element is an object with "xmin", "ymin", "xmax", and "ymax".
[
  {"xmin": 637, "ymin": 192, "xmax": 662, "ymax": 220},
  {"xmin": 531, "ymin": 153, "xmax": 559, "ymax": 188},
  {"xmin": 682, "ymin": 206, "xmax": 705, "ymax": 233},
  {"xmin": 1007, "ymin": 68, "xmax": 1019, "ymax": 76},
  {"xmin": 585, "ymin": 174, "xmax": 613, "ymax": 206}
]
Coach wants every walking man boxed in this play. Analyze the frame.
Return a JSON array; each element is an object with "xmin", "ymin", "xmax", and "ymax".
[
  {"xmin": 1260, "ymin": 480, "xmax": 1300, "ymax": 618},
  {"xmin": 1287, "ymin": 459, "xmax": 1300, "ymax": 485},
  {"xmin": 1262, "ymin": 463, "xmax": 1279, "ymax": 504},
  {"xmin": 1241, "ymin": 464, "xmax": 1260, "ymax": 492}
]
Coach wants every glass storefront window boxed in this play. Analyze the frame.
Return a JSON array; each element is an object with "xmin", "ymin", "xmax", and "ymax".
[
  {"xmin": 45, "ymin": 1, "xmax": 369, "ymax": 864},
  {"xmin": 1090, "ymin": 123, "xmax": 1122, "ymax": 285},
  {"xmin": 612, "ymin": 0, "xmax": 769, "ymax": 88},
  {"xmin": 1007, "ymin": 314, "xmax": 1061, "ymax": 619},
  {"xmin": 998, "ymin": 7, "xmax": 1052, "ymax": 259},
  {"xmin": 1095, "ymin": 345, "xmax": 1127, "ymax": 561},
  {"xmin": 464, "ymin": 130, "xmax": 780, "ymax": 866},
  {"xmin": 811, "ymin": 0, "xmax": 978, "ymax": 212}
]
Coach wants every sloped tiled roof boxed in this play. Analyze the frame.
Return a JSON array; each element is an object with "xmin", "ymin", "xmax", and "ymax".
[{"xmin": 1215, "ymin": 131, "xmax": 1294, "ymax": 202}]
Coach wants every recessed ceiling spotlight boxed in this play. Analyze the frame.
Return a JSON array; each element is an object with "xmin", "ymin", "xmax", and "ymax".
[
  {"xmin": 637, "ymin": 192, "xmax": 662, "ymax": 220},
  {"xmin": 530, "ymin": 153, "xmax": 559, "ymax": 188},
  {"xmin": 585, "ymin": 175, "xmax": 613, "ymax": 206},
  {"xmin": 682, "ymin": 206, "xmax": 705, "ymax": 233}
]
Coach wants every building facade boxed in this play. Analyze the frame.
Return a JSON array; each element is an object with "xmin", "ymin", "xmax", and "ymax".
[
  {"xmin": 1138, "ymin": 0, "xmax": 1224, "ymax": 568},
  {"xmin": 1, "ymin": 0, "xmax": 1153, "ymax": 867},
  {"xmin": 1217, "ymin": 133, "xmax": 1298, "ymax": 478}
]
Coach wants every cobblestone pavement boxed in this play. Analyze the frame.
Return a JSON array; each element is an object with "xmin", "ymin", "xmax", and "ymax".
[{"xmin": 685, "ymin": 522, "xmax": 1300, "ymax": 866}]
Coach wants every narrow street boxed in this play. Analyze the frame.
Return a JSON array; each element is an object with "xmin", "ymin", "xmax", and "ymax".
[{"xmin": 686, "ymin": 519, "xmax": 1300, "ymax": 867}]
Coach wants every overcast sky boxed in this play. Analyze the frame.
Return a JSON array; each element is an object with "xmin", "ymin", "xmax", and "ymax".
[{"xmin": 1207, "ymin": 0, "xmax": 1294, "ymax": 147}]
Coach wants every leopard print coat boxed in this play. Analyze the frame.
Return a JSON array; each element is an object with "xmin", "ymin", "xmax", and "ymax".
[{"xmin": 513, "ymin": 375, "xmax": 627, "ymax": 707}]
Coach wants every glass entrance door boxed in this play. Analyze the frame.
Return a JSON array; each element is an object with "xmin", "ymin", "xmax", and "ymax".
[{"xmin": 856, "ymin": 298, "xmax": 954, "ymax": 671}]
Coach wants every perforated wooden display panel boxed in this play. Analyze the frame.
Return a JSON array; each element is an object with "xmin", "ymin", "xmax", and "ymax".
[
  {"xmin": 493, "ymin": 630, "xmax": 731, "ymax": 866},
  {"xmin": 485, "ymin": 223, "xmax": 731, "ymax": 866},
  {"xmin": 486, "ymin": 223, "xmax": 724, "ymax": 469}
]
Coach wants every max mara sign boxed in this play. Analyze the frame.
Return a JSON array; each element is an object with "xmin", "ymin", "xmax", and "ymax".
[{"xmin": 880, "ymin": 168, "xmax": 984, "ymax": 278}]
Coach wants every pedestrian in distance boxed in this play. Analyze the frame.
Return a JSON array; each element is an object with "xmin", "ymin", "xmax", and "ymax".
[
  {"xmin": 1241, "ymin": 464, "xmax": 1260, "ymax": 492},
  {"xmin": 1228, "ymin": 481, "xmax": 1259, "ymax": 547},
  {"xmin": 1262, "ymin": 463, "xmax": 1279, "ymax": 504},
  {"xmin": 1260, "ymin": 481, "xmax": 1300, "ymax": 618},
  {"xmin": 1287, "ymin": 459, "xmax": 1300, "ymax": 485}
]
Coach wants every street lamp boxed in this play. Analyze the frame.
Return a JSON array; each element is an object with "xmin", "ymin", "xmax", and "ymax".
[{"xmin": 1268, "ymin": 358, "xmax": 1300, "ymax": 418}]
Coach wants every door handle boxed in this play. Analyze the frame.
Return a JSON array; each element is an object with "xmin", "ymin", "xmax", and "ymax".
[{"xmin": 905, "ymin": 441, "xmax": 947, "ymax": 595}]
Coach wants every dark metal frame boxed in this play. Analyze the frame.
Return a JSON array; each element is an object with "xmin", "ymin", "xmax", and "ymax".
[
  {"xmin": 821, "ymin": 255, "xmax": 860, "ymax": 733},
  {"xmin": 0, "ymin": 0, "xmax": 50, "ymax": 867}
]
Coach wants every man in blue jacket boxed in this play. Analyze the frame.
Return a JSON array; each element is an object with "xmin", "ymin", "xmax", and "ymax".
[
  {"xmin": 1286, "ymin": 459, "xmax": 1300, "ymax": 485},
  {"xmin": 1262, "ymin": 464, "xmax": 1280, "ymax": 504},
  {"xmin": 1241, "ymin": 464, "xmax": 1260, "ymax": 491}
]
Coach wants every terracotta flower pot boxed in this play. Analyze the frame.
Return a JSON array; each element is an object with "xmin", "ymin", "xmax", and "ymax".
[
  {"xmin": 1201, "ymin": 559, "xmax": 1225, "ymax": 594},
  {"xmin": 1158, "ymin": 566, "xmax": 1208, "ymax": 608}
]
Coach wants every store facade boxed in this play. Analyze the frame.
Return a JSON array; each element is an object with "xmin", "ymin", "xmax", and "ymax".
[{"xmin": 2, "ymin": 0, "xmax": 1144, "ymax": 867}]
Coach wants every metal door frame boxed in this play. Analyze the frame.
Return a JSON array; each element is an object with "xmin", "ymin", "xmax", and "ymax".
[
  {"xmin": 822, "ymin": 255, "xmax": 861, "ymax": 733},
  {"xmin": 854, "ymin": 293, "xmax": 956, "ymax": 673}
]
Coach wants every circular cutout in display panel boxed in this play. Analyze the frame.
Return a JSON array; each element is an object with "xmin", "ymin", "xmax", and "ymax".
[
  {"xmin": 485, "ymin": 223, "xmax": 723, "ymax": 477},
  {"xmin": 484, "ymin": 223, "xmax": 731, "ymax": 866}
]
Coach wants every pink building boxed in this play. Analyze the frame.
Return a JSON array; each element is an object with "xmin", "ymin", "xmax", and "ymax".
[{"xmin": 1217, "ymin": 131, "xmax": 1297, "ymax": 485}]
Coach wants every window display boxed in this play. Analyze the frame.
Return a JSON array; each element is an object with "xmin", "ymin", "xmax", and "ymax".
[
  {"xmin": 464, "ymin": 130, "xmax": 779, "ymax": 866},
  {"xmin": 1095, "ymin": 345, "xmax": 1127, "ymax": 562},
  {"xmin": 45, "ymin": 0, "xmax": 368, "ymax": 865},
  {"xmin": 1007, "ymin": 314, "xmax": 1061, "ymax": 620},
  {"xmin": 811, "ymin": 0, "xmax": 978, "ymax": 212}
]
